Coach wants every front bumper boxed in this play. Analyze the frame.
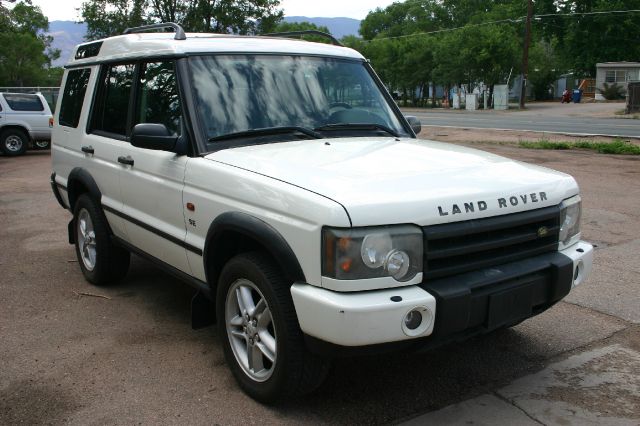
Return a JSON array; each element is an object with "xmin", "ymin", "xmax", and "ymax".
[{"xmin": 292, "ymin": 240, "xmax": 593, "ymax": 356}]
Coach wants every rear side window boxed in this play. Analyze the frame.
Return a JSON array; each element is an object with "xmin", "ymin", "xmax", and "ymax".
[
  {"xmin": 90, "ymin": 63, "xmax": 135, "ymax": 137},
  {"xmin": 59, "ymin": 69, "xmax": 91, "ymax": 128},
  {"xmin": 3, "ymin": 94, "xmax": 44, "ymax": 111}
]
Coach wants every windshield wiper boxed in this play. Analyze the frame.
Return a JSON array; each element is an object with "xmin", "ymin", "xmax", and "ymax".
[
  {"xmin": 209, "ymin": 126, "xmax": 323, "ymax": 142},
  {"xmin": 314, "ymin": 123, "xmax": 399, "ymax": 138}
]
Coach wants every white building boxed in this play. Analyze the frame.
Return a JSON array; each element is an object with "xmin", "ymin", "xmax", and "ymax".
[{"xmin": 595, "ymin": 62, "xmax": 640, "ymax": 92}]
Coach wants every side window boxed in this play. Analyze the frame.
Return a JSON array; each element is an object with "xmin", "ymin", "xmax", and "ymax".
[
  {"xmin": 59, "ymin": 68, "xmax": 91, "ymax": 128},
  {"xmin": 90, "ymin": 63, "xmax": 135, "ymax": 137},
  {"xmin": 134, "ymin": 61, "xmax": 181, "ymax": 135},
  {"xmin": 3, "ymin": 94, "xmax": 44, "ymax": 111}
]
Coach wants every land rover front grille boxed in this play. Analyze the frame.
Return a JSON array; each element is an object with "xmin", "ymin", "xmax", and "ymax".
[{"xmin": 422, "ymin": 206, "xmax": 560, "ymax": 280}]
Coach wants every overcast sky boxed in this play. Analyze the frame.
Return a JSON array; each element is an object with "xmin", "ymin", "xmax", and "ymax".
[{"xmin": 25, "ymin": 0, "xmax": 396, "ymax": 22}]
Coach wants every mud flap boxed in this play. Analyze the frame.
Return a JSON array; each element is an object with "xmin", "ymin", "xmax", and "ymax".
[
  {"xmin": 68, "ymin": 219, "xmax": 75, "ymax": 244},
  {"xmin": 191, "ymin": 290, "xmax": 216, "ymax": 330}
]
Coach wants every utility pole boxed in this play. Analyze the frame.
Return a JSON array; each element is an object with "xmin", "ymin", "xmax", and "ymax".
[{"xmin": 519, "ymin": 0, "xmax": 534, "ymax": 109}]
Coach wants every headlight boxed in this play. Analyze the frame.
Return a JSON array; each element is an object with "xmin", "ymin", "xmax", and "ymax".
[
  {"xmin": 559, "ymin": 195, "xmax": 581, "ymax": 248},
  {"xmin": 322, "ymin": 225, "xmax": 423, "ymax": 282}
]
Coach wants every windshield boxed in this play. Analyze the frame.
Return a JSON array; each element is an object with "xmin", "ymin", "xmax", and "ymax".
[{"xmin": 189, "ymin": 55, "xmax": 408, "ymax": 149}]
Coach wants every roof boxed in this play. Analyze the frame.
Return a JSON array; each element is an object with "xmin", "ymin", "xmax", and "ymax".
[
  {"xmin": 68, "ymin": 32, "xmax": 363, "ymax": 67},
  {"xmin": 596, "ymin": 62, "xmax": 640, "ymax": 68}
]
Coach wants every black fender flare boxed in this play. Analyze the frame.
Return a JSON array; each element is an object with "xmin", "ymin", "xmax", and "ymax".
[
  {"xmin": 67, "ymin": 167, "xmax": 103, "ymax": 210},
  {"xmin": 65, "ymin": 168, "xmax": 106, "ymax": 244},
  {"xmin": 203, "ymin": 212, "xmax": 306, "ymax": 287}
]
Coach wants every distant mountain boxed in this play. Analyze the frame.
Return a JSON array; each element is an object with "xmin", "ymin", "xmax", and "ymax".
[
  {"xmin": 49, "ymin": 21, "xmax": 87, "ymax": 67},
  {"xmin": 283, "ymin": 17, "xmax": 360, "ymax": 39},
  {"xmin": 47, "ymin": 16, "xmax": 361, "ymax": 67}
]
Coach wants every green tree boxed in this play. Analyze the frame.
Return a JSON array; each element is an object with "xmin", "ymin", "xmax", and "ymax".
[
  {"xmin": 359, "ymin": 0, "xmax": 448, "ymax": 106},
  {"xmin": 528, "ymin": 40, "xmax": 563, "ymax": 100},
  {"xmin": 81, "ymin": 0, "xmax": 148, "ymax": 40},
  {"xmin": 0, "ymin": 0, "xmax": 60, "ymax": 86},
  {"xmin": 268, "ymin": 21, "xmax": 333, "ymax": 43},
  {"xmin": 81, "ymin": 0, "xmax": 284, "ymax": 40},
  {"xmin": 535, "ymin": 0, "xmax": 640, "ymax": 76},
  {"xmin": 358, "ymin": 0, "xmax": 521, "ymax": 107}
]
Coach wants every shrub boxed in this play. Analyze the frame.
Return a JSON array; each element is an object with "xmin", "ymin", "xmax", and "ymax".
[{"xmin": 597, "ymin": 83, "xmax": 626, "ymax": 100}]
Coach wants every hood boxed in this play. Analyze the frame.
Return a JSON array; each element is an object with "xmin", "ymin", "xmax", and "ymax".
[{"xmin": 205, "ymin": 138, "xmax": 578, "ymax": 226}]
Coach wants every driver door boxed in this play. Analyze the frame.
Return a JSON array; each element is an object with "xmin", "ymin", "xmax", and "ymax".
[{"xmin": 118, "ymin": 60, "xmax": 191, "ymax": 274}]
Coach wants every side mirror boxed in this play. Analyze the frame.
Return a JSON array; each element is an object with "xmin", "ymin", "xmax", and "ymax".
[
  {"xmin": 131, "ymin": 123, "xmax": 178, "ymax": 151},
  {"xmin": 405, "ymin": 115, "xmax": 421, "ymax": 135}
]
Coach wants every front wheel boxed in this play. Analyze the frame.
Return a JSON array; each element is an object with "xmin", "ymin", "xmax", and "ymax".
[{"xmin": 216, "ymin": 252, "xmax": 330, "ymax": 403}]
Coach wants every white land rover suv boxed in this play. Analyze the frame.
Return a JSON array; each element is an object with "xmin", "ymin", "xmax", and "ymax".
[{"xmin": 51, "ymin": 23, "xmax": 593, "ymax": 402}]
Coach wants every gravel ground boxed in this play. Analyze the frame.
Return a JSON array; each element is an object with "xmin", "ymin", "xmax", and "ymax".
[{"xmin": 1, "ymin": 146, "xmax": 638, "ymax": 425}]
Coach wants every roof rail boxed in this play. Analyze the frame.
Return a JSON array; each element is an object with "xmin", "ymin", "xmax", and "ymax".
[
  {"xmin": 263, "ymin": 30, "xmax": 342, "ymax": 46},
  {"xmin": 123, "ymin": 22, "xmax": 186, "ymax": 40}
]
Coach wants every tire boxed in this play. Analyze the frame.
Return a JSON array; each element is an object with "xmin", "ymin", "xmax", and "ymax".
[
  {"xmin": 216, "ymin": 252, "xmax": 330, "ymax": 403},
  {"xmin": 34, "ymin": 140, "xmax": 51, "ymax": 150},
  {"xmin": 73, "ymin": 194, "xmax": 130, "ymax": 285},
  {"xmin": 1, "ymin": 129, "xmax": 28, "ymax": 156}
]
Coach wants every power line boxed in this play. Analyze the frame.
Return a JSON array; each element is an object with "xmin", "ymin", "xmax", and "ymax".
[
  {"xmin": 363, "ymin": 18, "xmax": 520, "ymax": 43},
  {"xmin": 363, "ymin": 9, "xmax": 640, "ymax": 43},
  {"xmin": 534, "ymin": 9, "xmax": 640, "ymax": 18}
]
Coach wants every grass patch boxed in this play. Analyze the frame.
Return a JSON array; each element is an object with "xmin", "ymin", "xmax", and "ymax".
[
  {"xmin": 519, "ymin": 140, "xmax": 572, "ymax": 150},
  {"xmin": 614, "ymin": 109, "xmax": 640, "ymax": 119},
  {"xmin": 518, "ymin": 139, "xmax": 640, "ymax": 155}
]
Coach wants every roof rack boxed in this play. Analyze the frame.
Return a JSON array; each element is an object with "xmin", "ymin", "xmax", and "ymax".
[
  {"xmin": 263, "ymin": 30, "xmax": 342, "ymax": 46},
  {"xmin": 123, "ymin": 22, "xmax": 186, "ymax": 40}
]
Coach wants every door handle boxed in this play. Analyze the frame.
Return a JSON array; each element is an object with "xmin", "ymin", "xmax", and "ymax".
[
  {"xmin": 117, "ymin": 155, "xmax": 134, "ymax": 166},
  {"xmin": 81, "ymin": 145, "xmax": 94, "ymax": 154}
]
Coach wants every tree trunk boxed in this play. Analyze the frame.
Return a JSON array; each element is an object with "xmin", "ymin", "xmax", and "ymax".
[
  {"xmin": 489, "ymin": 84, "xmax": 495, "ymax": 109},
  {"xmin": 431, "ymin": 82, "xmax": 436, "ymax": 107}
]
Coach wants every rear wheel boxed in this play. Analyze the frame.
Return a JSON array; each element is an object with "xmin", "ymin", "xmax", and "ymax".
[
  {"xmin": 1, "ymin": 129, "xmax": 28, "ymax": 156},
  {"xmin": 217, "ymin": 252, "xmax": 330, "ymax": 403},
  {"xmin": 73, "ymin": 194, "xmax": 130, "ymax": 285}
]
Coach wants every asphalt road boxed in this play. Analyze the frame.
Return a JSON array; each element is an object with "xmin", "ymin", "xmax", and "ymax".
[
  {"xmin": 1, "ymin": 148, "xmax": 639, "ymax": 425},
  {"xmin": 409, "ymin": 108, "xmax": 640, "ymax": 138}
]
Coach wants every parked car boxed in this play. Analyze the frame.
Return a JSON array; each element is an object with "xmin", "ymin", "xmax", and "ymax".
[
  {"xmin": 0, "ymin": 92, "xmax": 53, "ymax": 156},
  {"xmin": 50, "ymin": 23, "xmax": 593, "ymax": 403}
]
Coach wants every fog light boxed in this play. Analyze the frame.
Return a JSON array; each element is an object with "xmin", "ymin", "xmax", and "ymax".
[{"xmin": 404, "ymin": 310, "xmax": 422, "ymax": 330}]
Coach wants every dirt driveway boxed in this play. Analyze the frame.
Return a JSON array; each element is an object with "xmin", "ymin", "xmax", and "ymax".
[{"xmin": 1, "ymin": 148, "xmax": 638, "ymax": 425}]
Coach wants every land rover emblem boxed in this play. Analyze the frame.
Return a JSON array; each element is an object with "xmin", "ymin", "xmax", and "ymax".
[{"xmin": 537, "ymin": 226, "xmax": 549, "ymax": 237}]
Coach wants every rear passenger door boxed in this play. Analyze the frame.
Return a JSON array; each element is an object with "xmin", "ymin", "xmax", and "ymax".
[
  {"xmin": 83, "ymin": 63, "xmax": 136, "ymax": 239},
  {"xmin": 117, "ymin": 60, "xmax": 191, "ymax": 274}
]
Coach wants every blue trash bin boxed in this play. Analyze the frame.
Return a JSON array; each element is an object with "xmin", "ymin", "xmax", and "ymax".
[{"xmin": 572, "ymin": 89, "xmax": 582, "ymax": 103}]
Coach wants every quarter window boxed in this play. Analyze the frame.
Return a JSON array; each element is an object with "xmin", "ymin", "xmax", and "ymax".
[
  {"xmin": 90, "ymin": 63, "xmax": 135, "ymax": 136},
  {"xmin": 134, "ymin": 61, "xmax": 181, "ymax": 135},
  {"xmin": 2, "ymin": 94, "xmax": 44, "ymax": 111},
  {"xmin": 59, "ymin": 68, "xmax": 91, "ymax": 128}
]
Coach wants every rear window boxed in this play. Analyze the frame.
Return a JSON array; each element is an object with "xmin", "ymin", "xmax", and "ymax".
[
  {"xmin": 59, "ymin": 69, "xmax": 91, "ymax": 128},
  {"xmin": 2, "ymin": 94, "xmax": 45, "ymax": 111}
]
